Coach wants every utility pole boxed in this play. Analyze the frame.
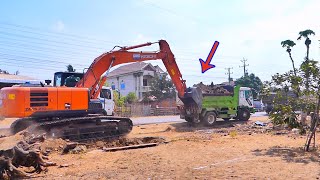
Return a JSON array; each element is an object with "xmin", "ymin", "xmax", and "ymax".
[
  {"xmin": 225, "ymin": 67, "xmax": 233, "ymax": 85},
  {"xmin": 240, "ymin": 58, "xmax": 249, "ymax": 76}
]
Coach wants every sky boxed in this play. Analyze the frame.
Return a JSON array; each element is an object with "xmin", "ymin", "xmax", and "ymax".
[{"xmin": 0, "ymin": 0, "xmax": 319, "ymax": 86}]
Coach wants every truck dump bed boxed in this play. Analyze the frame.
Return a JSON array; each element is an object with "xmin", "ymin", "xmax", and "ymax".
[{"xmin": 193, "ymin": 83, "xmax": 234, "ymax": 96}]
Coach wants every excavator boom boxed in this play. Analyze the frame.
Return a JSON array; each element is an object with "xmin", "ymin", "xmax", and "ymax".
[{"xmin": 76, "ymin": 40, "xmax": 187, "ymax": 99}]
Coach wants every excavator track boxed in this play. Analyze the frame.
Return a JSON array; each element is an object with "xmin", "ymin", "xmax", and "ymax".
[{"xmin": 11, "ymin": 116, "xmax": 133, "ymax": 142}]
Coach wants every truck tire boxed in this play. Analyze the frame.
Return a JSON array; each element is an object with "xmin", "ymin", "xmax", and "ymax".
[
  {"xmin": 203, "ymin": 112, "xmax": 217, "ymax": 126},
  {"xmin": 185, "ymin": 117, "xmax": 193, "ymax": 123},
  {"xmin": 238, "ymin": 109, "xmax": 250, "ymax": 121}
]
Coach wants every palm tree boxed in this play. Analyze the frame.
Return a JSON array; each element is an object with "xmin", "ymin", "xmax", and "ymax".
[
  {"xmin": 297, "ymin": 29, "xmax": 315, "ymax": 60},
  {"xmin": 281, "ymin": 40, "xmax": 297, "ymax": 76},
  {"xmin": 66, "ymin": 64, "xmax": 76, "ymax": 72},
  {"xmin": 297, "ymin": 29, "xmax": 315, "ymax": 91}
]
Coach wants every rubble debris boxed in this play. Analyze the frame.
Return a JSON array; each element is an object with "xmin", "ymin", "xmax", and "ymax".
[
  {"xmin": 62, "ymin": 143, "xmax": 87, "ymax": 154},
  {"xmin": 193, "ymin": 82, "xmax": 232, "ymax": 95},
  {"xmin": 255, "ymin": 121, "xmax": 266, "ymax": 126},
  {"xmin": 70, "ymin": 145, "xmax": 87, "ymax": 154},
  {"xmin": 58, "ymin": 164, "xmax": 70, "ymax": 168},
  {"xmin": 62, "ymin": 142, "xmax": 78, "ymax": 154},
  {"xmin": 291, "ymin": 128, "xmax": 300, "ymax": 134}
]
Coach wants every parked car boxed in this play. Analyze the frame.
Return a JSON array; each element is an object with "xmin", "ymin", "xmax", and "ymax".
[{"xmin": 253, "ymin": 99, "xmax": 265, "ymax": 112}]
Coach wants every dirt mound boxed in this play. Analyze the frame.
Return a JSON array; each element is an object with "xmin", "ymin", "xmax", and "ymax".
[
  {"xmin": 193, "ymin": 82, "xmax": 232, "ymax": 95},
  {"xmin": 40, "ymin": 138, "xmax": 68, "ymax": 152}
]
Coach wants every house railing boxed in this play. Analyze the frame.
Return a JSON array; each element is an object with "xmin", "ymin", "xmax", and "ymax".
[{"xmin": 141, "ymin": 86, "xmax": 151, "ymax": 92}]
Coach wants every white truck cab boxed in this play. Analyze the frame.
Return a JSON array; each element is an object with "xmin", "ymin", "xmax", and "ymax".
[
  {"xmin": 98, "ymin": 86, "xmax": 115, "ymax": 116},
  {"xmin": 239, "ymin": 87, "xmax": 254, "ymax": 108}
]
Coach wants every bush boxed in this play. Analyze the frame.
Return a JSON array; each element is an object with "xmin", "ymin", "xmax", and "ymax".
[{"xmin": 126, "ymin": 92, "xmax": 137, "ymax": 104}]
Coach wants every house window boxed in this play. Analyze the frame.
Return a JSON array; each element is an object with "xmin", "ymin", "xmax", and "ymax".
[
  {"xmin": 111, "ymin": 82, "xmax": 115, "ymax": 90},
  {"xmin": 120, "ymin": 80, "xmax": 125, "ymax": 90},
  {"xmin": 143, "ymin": 79, "xmax": 148, "ymax": 86}
]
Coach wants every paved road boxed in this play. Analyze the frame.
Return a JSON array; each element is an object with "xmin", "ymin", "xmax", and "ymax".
[
  {"xmin": 131, "ymin": 115, "xmax": 183, "ymax": 125},
  {"xmin": 0, "ymin": 112, "xmax": 268, "ymax": 130},
  {"xmin": 132, "ymin": 111, "xmax": 268, "ymax": 125}
]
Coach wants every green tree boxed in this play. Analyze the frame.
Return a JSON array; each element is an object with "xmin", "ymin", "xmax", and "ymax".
[
  {"xmin": 281, "ymin": 39, "xmax": 297, "ymax": 76},
  {"xmin": 113, "ymin": 90, "xmax": 125, "ymax": 107},
  {"xmin": 126, "ymin": 92, "xmax": 137, "ymax": 104},
  {"xmin": 144, "ymin": 74, "xmax": 176, "ymax": 101},
  {"xmin": 66, "ymin": 64, "xmax": 76, "ymax": 72},
  {"xmin": 235, "ymin": 73, "xmax": 262, "ymax": 99}
]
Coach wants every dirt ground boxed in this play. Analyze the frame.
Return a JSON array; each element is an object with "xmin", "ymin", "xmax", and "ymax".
[{"xmin": 2, "ymin": 116, "xmax": 320, "ymax": 179}]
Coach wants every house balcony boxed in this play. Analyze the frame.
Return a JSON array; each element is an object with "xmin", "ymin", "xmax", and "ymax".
[{"xmin": 141, "ymin": 86, "xmax": 151, "ymax": 92}]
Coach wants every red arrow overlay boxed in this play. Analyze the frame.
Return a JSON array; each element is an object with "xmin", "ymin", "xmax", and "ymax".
[{"xmin": 199, "ymin": 41, "xmax": 219, "ymax": 73}]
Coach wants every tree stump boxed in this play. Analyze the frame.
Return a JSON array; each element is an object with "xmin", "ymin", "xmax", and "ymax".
[{"xmin": 0, "ymin": 133, "xmax": 56, "ymax": 179}]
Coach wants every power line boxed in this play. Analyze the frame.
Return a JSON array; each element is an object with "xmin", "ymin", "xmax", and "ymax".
[
  {"xmin": 0, "ymin": 53, "xmax": 87, "ymax": 67},
  {"xmin": 0, "ymin": 47, "xmax": 94, "ymax": 64},
  {"xmin": 0, "ymin": 21, "xmax": 249, "ymax": 60},
  {"xmin": 0, "ymin": 31, "xmax": 108, "ymax": 51},
  {"xmin": 0, "ymin": 22, "xmax": 247, "ymax": 61},
  {"xmin": 240, "ymin": 58, "xmax": 249, "ymax": 76},
  {"xmin": 0, "ymin": 21, "xmax": 118, "ymax": 45},
  {"xmin": 0, "ymin": 41, "xmax": 101, "ymax": 57}
]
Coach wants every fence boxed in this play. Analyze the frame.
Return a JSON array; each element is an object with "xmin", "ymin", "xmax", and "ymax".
[{"xmin": 114, "ymin": 104, "xmax": 179, "ymax": 117}]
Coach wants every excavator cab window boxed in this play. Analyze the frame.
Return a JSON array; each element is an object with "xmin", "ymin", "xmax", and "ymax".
[
  {"xmin": 65, "ymin": 75, "xmax": 81, "ymax": 87},
  {"xmin": 55, "ymin": 73, "xmax": 62, "ymax": 86},
  {"xmin": 53, "ymin": 72, "xmax": 84, "ymax": 87}
]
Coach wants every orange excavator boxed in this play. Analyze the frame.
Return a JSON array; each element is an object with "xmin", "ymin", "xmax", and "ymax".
[{"xmin": 0, "ymin": 40, "xmax": 202, "ymax": 141}]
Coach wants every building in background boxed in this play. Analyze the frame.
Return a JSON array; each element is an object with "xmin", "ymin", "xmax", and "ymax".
[
  {"xmin": 0, "ymin": 74, "xmax": 39, "ymax": 89},
  {"xmin": 106, "ymin": 62, "xmax": 166, "ymax": 100}
]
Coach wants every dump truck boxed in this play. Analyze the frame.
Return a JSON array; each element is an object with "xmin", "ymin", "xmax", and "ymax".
[{"xmin": 179, "ymin": 84, "xmax": 255, "ymax": 125}]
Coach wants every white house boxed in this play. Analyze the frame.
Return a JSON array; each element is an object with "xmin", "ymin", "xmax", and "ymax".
[{"xmin": 106, "ymin": 62, "xmax": 166, "ymax": 99}]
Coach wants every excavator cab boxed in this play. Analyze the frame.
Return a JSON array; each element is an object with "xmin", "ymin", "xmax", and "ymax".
[{"xmin": 53, "ymin": 72, "xmax": 84, "ymax": 87}]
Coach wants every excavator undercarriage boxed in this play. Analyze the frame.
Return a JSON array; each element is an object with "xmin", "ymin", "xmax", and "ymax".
[{"xmin": 10, "ymin": 115, "xmax": 133, "ymax": 142}]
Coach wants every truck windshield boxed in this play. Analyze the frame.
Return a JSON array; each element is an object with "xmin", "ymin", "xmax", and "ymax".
[
  {"xmin": 245, "ymin": 90, "xmax": 252, "ymax": 99},
  {"xmin": 100, "ymin": 89, "xmax": 111, "ymax": 99}
]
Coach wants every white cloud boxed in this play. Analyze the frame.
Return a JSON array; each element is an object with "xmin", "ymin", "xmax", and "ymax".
[{"xmin": 52, "ymin": 20, "xmax": 65, "ymax": 32}]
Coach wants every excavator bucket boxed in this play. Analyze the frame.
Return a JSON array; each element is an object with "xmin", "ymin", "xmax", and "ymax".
[{"xmin": 180, "ymin": 87, "xmax": 203, "ymax": 113}]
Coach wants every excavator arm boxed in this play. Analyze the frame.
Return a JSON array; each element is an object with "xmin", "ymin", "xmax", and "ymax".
[{"xmin": 76, "ymin": 40, "xmax": 186, "ymax": 100}]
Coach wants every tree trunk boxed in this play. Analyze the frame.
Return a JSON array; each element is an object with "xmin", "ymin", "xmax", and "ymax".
[
  {"xmin": 305, "ymin": 44, "xmax": 310, "ymax": 91},
  {"xmin": 305, "ymin": 94, "xmax": 320, "ymax": 151},
  {"xmin": 288, "ymin": 52, "xmax": 296, "ymax": 76}
]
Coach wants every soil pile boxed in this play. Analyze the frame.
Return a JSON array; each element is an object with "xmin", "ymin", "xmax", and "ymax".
[{"xmin": 193, "ymin": 82, "xmax": 232, "ymax": 95}]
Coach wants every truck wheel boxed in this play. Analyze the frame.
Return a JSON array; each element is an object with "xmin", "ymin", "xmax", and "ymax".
[
  {"xmin": 238, "ymin": 109, "xmax": 250, "ymax": 121},
  {"xmin": 185, "ymin": 117, "xmax": 193, "ymax": 123},
  {"xmin": 203, "ymin": 112, "xmax": 217, "ymax": 126}
]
